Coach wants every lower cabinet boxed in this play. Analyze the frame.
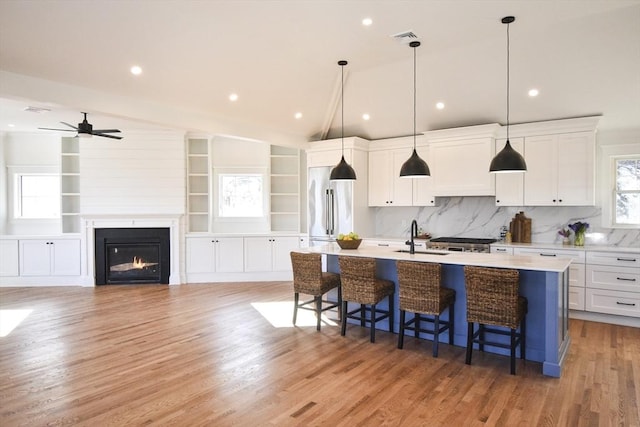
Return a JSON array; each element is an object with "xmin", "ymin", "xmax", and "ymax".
[
  {"xmin": 0, "ymin": 239, "xmax": 19, "ymax": 276},
  {"xmin": 586, "ymin": 251, "xmax": 639, "ymax": 317},
  {"xmin": 19, "ymin": 239, "xmax": 81, "ymax": 276},
  {"xmin": 186, "ymin": 237, "xmax": 244, "ymax": 273},
  {"xmin": 244, "ymin": 236, "xmax": 299, "ymax": 272}
]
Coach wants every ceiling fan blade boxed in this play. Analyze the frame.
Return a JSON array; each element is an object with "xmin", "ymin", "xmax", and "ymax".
[
  {"xmin": 92, "ymin": 129, "xmax": 121, "ymax": 134},
  {"xmin": 38, "ymin": 127, "xmax": 76, "ymax": 132},
  {"xmin": 60, "ymin": 121, "xmax": 79, "ymax": 130},
  {"xmin": 93, "ymin": 132, "xmax": 123, "ymax": 140}
]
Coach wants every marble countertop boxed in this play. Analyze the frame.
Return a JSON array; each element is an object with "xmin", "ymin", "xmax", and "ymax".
[{"xmin": 303, "ymin": 243, "xmax": 571, "ymax": 273}]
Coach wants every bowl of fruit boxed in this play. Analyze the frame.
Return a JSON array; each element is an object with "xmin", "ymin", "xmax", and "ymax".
[{"xmin": 336, "ymin": 232, "xmax": 362, "ymax": 249}]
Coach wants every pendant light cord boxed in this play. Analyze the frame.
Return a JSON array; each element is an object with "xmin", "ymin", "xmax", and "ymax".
[
  {"xmin": 341, "ymin": 62, "xmax": 345, "ymax": 154},
  {"xmin": 413, "ymin": 43, "xmax": 417, "ymax": 150},
  {"xmin": 506, "ymin": 21, "xmax": 510, "ymax": 142}
]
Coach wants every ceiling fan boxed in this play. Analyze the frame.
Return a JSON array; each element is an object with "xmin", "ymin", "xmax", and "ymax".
[{"xmin": 39, "ymin": 112, "xmax": 123, "ymax": 139}]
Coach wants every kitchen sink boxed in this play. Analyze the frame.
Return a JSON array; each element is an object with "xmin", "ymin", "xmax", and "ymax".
[{"xmin": 394, "ymin": 249, "xmax": 450, "ymax": 256}]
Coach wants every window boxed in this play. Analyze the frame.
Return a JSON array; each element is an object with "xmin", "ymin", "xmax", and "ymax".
[
  {"xmin": 218, "ymin": 174, "xmax": 264, "ymax": 217},
  {"xmin": 14, "ymin": 173, "xmax": 60, "ymax": 219},
  {"xmin": 614, "ymin": 157, "xmax": 640, "ymax": 226}
]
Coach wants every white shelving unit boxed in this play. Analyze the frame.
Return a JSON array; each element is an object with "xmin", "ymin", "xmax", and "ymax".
[
  {"xmin": 61, "ymin": 137, "xmax": 80, "ymax": 233},
  {"xmin": 187, "ymin": 138, "xmax": 210, "ymax": 233},
  {"xmin": 270, "ymin": 145, "xmax": 299, "ymax": 232}
]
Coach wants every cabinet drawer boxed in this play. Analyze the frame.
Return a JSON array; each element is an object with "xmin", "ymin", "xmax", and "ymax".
[
  {"xmin": 586, "ymin": 288, "xmax": 640, "ymax": 317},
  {"xmin": 586, "ymin": 265, "xmax": 639, "ymax": 293},
  {"xmin": 569, "ymin": 286, "xmax": 585, "ymax": 311},
  {"xmin": 513, "ymin": 247, "xmax": 585, "ymax": 263},
  {"xmin": 586, "ymin": 251, "xmax": 639, "ymax": 268},
  {"xmin": 491, "ymin": 246, "xmax": 514, "ymax": 255}
]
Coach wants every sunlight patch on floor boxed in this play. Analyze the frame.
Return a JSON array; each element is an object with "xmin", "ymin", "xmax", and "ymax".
[
  {"xmin": 251, "ymin": 301, "xmax": 338, "ymax": 328},
  {"xmin": 0, "ymin": 309, "xmax": 33, "ymax": 337}
]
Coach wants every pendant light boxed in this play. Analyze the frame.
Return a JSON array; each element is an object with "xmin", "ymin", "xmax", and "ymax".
[
  {"xmin": 400, "ymin": 41, "xmax": 430, "ymax": 178},
  {"xmin": 330, "ymin": 60, "xmax": 357, "ymax": 181},
  {"xmin": 490, "ymin": 16, "xmax": 527, "ymax": 173}
]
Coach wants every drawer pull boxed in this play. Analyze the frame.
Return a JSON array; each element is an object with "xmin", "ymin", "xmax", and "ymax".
[
  {"xmin": 540, "ymin": 253, "xmax": 557, "ymax": 257},
  {"xmin": 496, "ymin": 248, "xmax": 507, "ymax": 252},
  {"xmin": 616, "ymin": 257, "xmax": 637, "ymax": 262},
  {"xmin": 616, "ymin": 301, "xmax": 636, "ymax": 307},
  {"xmin": 616, "ymin": 277, "xmax": 637, "ymax": 282},
  {"xmin": 377, "ymin": 243, "xmax": 389, "ymax": 247}
]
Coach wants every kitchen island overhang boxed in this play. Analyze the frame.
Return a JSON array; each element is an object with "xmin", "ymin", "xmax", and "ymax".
[{"xmin": 301, "ymin": 244, "xmax": 572, "ymax": 378}]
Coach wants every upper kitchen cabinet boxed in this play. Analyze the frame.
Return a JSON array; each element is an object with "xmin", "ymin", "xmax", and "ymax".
[
  {"xmin": 524, "ymin": 131, "xmax": 596, "ymax": 206},
  {"xmin": 494, "ymin": 137, "xmax": 525, "ymax": 206},
  {"xmin": 426, "ymin": 124, "xmax": 500, "ymax": 197}
]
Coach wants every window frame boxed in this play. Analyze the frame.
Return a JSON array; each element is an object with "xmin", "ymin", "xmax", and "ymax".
[
  {"xmin": 212, "ymin": 167, "xmax": 269, "ymax": 225},
  {"xmin": 600, "ymin": 144, "xmax": 640, "ymax": 229},
  {"xmin": 612, "ymin": 156, "xmax": 640, "ymax": 227},
  {"xmin": 7, "ymin": 165, "xmax": 61, "ymax": 222}
]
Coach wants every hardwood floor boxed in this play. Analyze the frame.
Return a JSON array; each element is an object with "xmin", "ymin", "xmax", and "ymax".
[{"xmin": 1, "ymin": 283, "xmax": 639, "ymax": 426}]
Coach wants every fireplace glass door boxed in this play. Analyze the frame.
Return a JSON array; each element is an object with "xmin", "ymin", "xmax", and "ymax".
[{"xmin": 106, "ymin": 243, "xmax": 161, "ymax": 283}]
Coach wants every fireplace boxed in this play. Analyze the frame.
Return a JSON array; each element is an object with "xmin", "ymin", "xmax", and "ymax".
[{"xmin": 95, "ymin": 228, "xmax": 170, "ymax": 285}]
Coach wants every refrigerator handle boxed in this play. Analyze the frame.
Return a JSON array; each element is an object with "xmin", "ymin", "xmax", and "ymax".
[
  {"xmin": 329, "ymin": 188, "xmax": 335, "ymax": 235},
  {"xmin": 325, "ymin": 189, "xmax": 330, "ymax": 234}
]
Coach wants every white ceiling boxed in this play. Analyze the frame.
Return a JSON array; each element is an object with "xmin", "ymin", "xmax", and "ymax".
[{"xmin": 0, "ymin": 1, "xmax": 639, "ymax": 145}]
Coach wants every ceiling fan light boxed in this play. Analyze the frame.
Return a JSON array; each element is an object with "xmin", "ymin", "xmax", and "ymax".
[
  {"xmin": 490, "ymin": 140, "xmax": 527, "ymax": 173},
  {"xmin": 400, "ymin": 148, "xmax": 430, "ymax": 178},
  {"xmin": 330, "ymin": 156, "xmax": 357, "ymax": 180}
]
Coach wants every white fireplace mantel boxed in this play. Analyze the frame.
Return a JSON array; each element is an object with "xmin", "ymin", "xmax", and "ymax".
[{"xmin": 81, "ymin": 214, "xmax": 184, "ymax": 286}]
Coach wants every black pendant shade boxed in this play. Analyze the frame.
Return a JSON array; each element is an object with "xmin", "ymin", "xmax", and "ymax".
[
  {"xmin": 489, "ymin": 140, "xmax": 527, "ymax": 173},
  {"xmin": 330, "ymin": 60, "xmax": 357, "ymax": 181},
  {"xmin": 400, "ymin": 148, "xmax": 430, "ymax": 177},
  {"xmin": 489, "ymin": 16, "xmax": 527, "ymax": 173},
  {"xmin": 399, "ymin": 41, "xmax": 430, "ymax": 178}
]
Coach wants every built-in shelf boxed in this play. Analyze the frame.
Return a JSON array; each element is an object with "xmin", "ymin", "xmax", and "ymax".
[
  {"xmin": 61, "ymin": 137, "xmax": 81, "ymax": 233},
  {"xmin": 270, "ymin": 145, "xmax": 300, "ymax": 232},
  {"xmin": 187, "ymin": 138, "xmax": 210, "ymax": 232}
]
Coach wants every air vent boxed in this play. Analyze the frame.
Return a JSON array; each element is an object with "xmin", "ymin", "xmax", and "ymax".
[
  {"xmin": 24, "ymin": 106, "xmax": 51, "ymax": 113},
  {"xmin": 391, "ymin": 30, "xmax": 420, "ymax": 44}
]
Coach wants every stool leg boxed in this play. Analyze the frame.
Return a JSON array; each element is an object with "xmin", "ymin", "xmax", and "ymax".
[
  {"xmin": 398, "ymin": 310, "xmax": 406, "ymax": 349},
  {"xmin": 341, "ymin": 301, "xmax": 348, "ymax": 336},
  {"xmin": 370, "ymin": 303, "xmax": 376, "ymax": 343},
  {"xmin": 448, "ymin": 303, "xmax": 455, "ymax": 345},
  {"xmin": 510, "ymin": 328, "xmax": 517, "ymax": 375},
  {"xmin": 360, "ymin": 304, "xmax": 366, "ymax": 327},
  {"xmin": 433, "ymin": 315, "xmax": 440, "ymax": 358},
  {"xmin": 479, "ymin": 324, "xmax": 485, "ymax": 352},
  {"xmin": 388, "ymin": 294, "xmax": 394, "ymax": 333},
  {"xmin": 293, "ymin": 292, "xmax": 299, "ymax": 325},
  {"xmin": 521, "ymin": 315, "xmax": 527, "ymax": 360},
  {"xmin": 315, "ymin": 296, "xmax": 322, "ymax": 332},
  {"xmin": 465, "ymin": 322, "xmax": 474, "ymax": 365},
  {"xmin": 337, "ymin": 286, "xmax": 343, "ymax": 322},
  {"xmin": 415, "ymin": 314, "xmax": 421, "ymax": 339}
]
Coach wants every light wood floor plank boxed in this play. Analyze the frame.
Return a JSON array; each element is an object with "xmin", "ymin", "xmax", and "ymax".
[{"xmin": 1, "ymin": 283, "xmax": 639, "ymax": 426}]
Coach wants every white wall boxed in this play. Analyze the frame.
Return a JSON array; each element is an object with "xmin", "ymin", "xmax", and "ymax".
[{"xmin": 80, "ymin": 131, "xmax": 186, "ymax": 215}]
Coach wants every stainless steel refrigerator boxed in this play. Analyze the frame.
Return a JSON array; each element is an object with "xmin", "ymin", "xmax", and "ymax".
[{"xmin": 308, "ymin": 166, "xmax": 354, "ymax": 246}]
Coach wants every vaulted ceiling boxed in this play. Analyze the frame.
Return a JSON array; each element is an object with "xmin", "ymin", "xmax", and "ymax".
[{"xmin": 1, "ymin": 1, "xmax": 638, "ymax": 146}]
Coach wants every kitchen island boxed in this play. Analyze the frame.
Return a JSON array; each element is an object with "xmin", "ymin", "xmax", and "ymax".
[{"xmin": 302, "ymin": 243, "xmax": 572, "ymax": 377}]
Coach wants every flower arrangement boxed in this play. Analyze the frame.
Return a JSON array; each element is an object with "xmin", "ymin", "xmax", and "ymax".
[
  {"xmin": 557, "ymin": 228, "xmax": 571, "ymax": 238},
  {"xmin": 568, "ymin": 221, "xmax": 589, "ymax": 246}
]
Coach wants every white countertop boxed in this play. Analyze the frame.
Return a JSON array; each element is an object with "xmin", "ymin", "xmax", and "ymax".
[
  {"xmin": 303, "ymin": 243, "xmax": 571, "ymax": 273},
  {"xmin": 491, "ymin": 241, "xmax": 640, "ymax": 254}
]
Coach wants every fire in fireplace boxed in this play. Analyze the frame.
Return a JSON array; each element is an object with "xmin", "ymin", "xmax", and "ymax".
[{"xmin": 95, "ymin": 228, "xmax": 170, "ymax": 285}]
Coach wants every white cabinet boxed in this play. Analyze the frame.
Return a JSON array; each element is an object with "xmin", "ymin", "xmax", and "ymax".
[
  {"xmin": 490, "ymin": 245, "xmax": 514, "ymax": 255},
  {"xmin": 586, "ymin": 251, "xmax": 639, "ymax": 317},
  {"xmin": 270, "ymin": 145, "xmax": 300, "ymax": 232},
  {"xmin": 19, "ymin": 239, "xmax": 81, "ymax": 276},
  {"xmin": 186, "ymin": 237, "xmax": 244, "ymax": 273},
  {"xmin": 523, "ymin": 132, "xmax": 595, "ymax": 206},
  {"xmin": 513, "ymin": 247, "xmax": 586, "ymax": 311},
  {"xmin": 61, "ymin": 137, "xmax": 81, "ymax": 233},
  {"xmin": 429, "ymin": 137, "xmax": 496, "ymax": 196},
  {"xmin": 494, "ymin": 138, "xmax": 525, "ymax": 206},
  {"xmin": 187, "ymin": 138, "xmax": 211, "ymax": 233},
  {"xmin": 244, "ymin": 236, "xmax": 299, "ymax": 272},
  {"xmin": 368, "ymin": 148, "xmax": 414, "ymax": 206},
  {"xmin": 0, "ymin": 239, "xmax": 19, "ymax": 276}
]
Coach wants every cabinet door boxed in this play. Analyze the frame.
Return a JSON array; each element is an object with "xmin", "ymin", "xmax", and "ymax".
[
  {"xmin": 412, "ymin": 146, "xmax": 436, "ymax": 206},
  {"xmin": 50, "ymin": 239, "xmax": 80, "ymax": 276},
  {"xmin": 244, "ymin": 237, "xmax": 273, "ymax": 272},
  {"xmin": 494, "ymin": 138, "xmax": 525, "ymax": 206},
  {"xmin": 557, "ymin": 132, "xmax": 595, "ymax": 205},
  {"xmin": 186, "ymin": 238, "xmax": 216, "ymax": 273},
  {"xmin": 430, "ymin": 138, "xmax": 495, "ymax": 196},
  {"xmin": 0, "ymin": 240, "xmax": 19, "ymax": 276},
  {"xmin": 215, "ymin": 237, "xmax": 244, "ymax": 273},
  {"xmin": 391, "ymin": 149, "xmax": 414, "ymax": 206},
  {"xmin": 19, "ymin": 240, "xmax": 52, "ymax": 276},
  {"xmin": 368, "ymin": 151, "xmax": 391, "ymax": 206},
  {"xmin": 272, "ymin": 237, "xmax": 299, "ymax": 271},
  {"xmin": 523, "ymin": 135, "xmax": 558, "ymax": 205}
]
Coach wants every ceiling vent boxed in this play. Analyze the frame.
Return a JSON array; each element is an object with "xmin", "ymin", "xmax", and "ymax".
[
  {"xmin": 24, "ymin": 106, "xmax": 51, "ymax": 113},
  {"xmin": 391, "ymin": 30, "xmax": 420, "ymax": 44}
]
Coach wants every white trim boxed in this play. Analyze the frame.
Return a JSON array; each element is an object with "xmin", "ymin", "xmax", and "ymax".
[{"xmin": 599, "ymin": 144, "xmax": 640, "ymax": 229}]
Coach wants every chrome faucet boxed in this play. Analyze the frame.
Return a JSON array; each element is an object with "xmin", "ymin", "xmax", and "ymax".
[{"xmin": 407, "ymin": 219, "xmax": 418, "ymax": 254}]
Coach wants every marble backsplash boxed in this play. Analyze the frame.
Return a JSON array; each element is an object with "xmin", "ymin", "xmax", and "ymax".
[{"xmin": 374, "ymin": 197, "xmax": 640, "ymax": 248}]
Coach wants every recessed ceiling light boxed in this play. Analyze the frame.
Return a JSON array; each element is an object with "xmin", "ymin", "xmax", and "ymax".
[
  {"xmin": 130, "ymin": 65, "xmax": 142, "ymax": 75},
  {"xmin": 436, "ymin": 102, "xmax": 445, "ymax": 110},
  {"xmin": 294, "ymin": 112, "xmax": 302, "ymax": 119},
  {"xmin": 229, "ymin": 93, "xmax": 238, "ymax": 102},
  {"xmin": 362, "ymin": 18, "xmax": 373, "ymax": 26},
  {"xmin": 528, "ymin": 88, "xmax": 539, "ymax": 97},
  {"xmin": 362, "ymin": 113, "xmax": 370, "ymax": 120},
  {"xmin": 8, "ymin": 124, "xmax": 15, "ymax": 127}
]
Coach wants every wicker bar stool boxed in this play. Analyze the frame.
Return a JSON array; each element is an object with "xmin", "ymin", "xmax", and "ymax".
[
  {"xmin": 396, "ymin": 260, "xmax": 455, "ymax": 357},
  {"xmin": 338, "ymin": 256, "xmax": 395, "ymax": 343},
  {"xmin": 290, "ymin": 251, "xmax": 341, "ymax": 331},
  {"xmin": 463, "ymin": 266, "xmax": 528, "ymax": 375}
]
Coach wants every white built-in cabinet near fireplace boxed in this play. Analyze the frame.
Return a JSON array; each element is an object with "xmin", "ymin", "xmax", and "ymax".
[
  {"xmin": 186, "ymin": 236, "xmax": 244, "ymax": 273},
  {"xmin": 19, "ymin": 238, "xmax": 81, "ymax": 276}
]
